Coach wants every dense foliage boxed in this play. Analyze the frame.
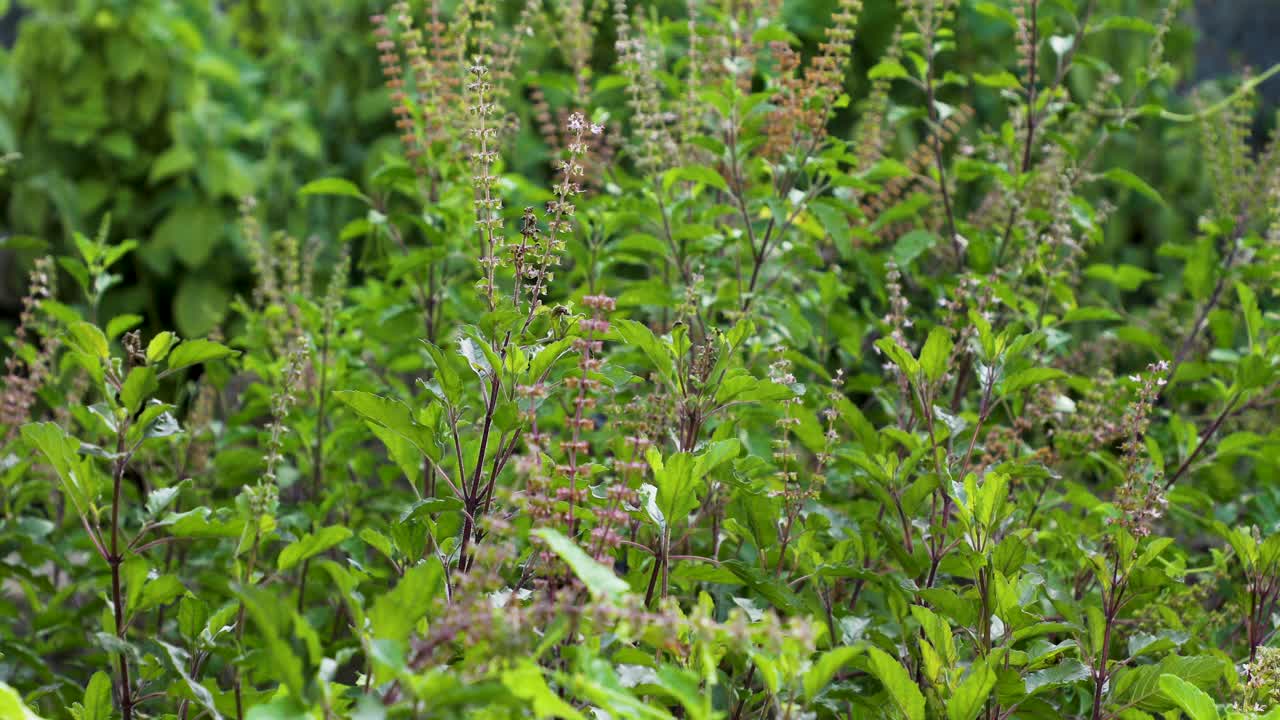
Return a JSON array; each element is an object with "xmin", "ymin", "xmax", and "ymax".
[{"xmin": 2, "ymin": 1, "xmax": 1280, "ymax": 719}]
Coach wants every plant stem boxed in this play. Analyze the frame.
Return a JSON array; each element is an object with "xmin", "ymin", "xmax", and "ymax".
[
  {"xmin": 310, "ymin": 317, "xmax": 332, "ymax": 502},
  {"xmin": 110, "ymin": 425, "xmax": 134, "ymax": 720}
]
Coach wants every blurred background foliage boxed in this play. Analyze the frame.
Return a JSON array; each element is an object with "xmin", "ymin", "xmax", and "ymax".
[{"xmin": 0, "ymin": 0, "xmax": 1264, "ymax": 338}]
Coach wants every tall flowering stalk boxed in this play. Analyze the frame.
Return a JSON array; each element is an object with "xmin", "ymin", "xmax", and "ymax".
[
  {"xmin": 1086, "ymin": 361, "xmax": 1170, "ymax": 720},
  {"xmin": 522, "ymin": 112, "xmax": 600, "ymax": 328},
  {"xmin": 1, "ymin": 257, "xmax": 59, "ymax": 438},
  {"xmin": 467, "ymin": 61, "xmax": 503, "ymax": 308},
  {"xmin": 561, "ymin": 294, "xmax": 614, "ymax": 530}
]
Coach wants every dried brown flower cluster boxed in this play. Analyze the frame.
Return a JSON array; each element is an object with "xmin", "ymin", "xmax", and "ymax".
[{"xmin": 1, "ymin": 257, "xmax": 58, "ymax": 437}]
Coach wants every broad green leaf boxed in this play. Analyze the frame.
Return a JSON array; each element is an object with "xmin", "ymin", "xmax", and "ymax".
[
  {"xmin": 724, "ymin": 560, "xmax": 805, "ymax": 614},
  {"xmin": 910, "ymin": 605, "xmax": 955, "ymax": 668},
  {"xmin": 237, "ymin": 587, "xmax": 308, "ymax": 700},
  {"xmin": 893, "ymin": 229, "xmax": 938, "ymax": 266},
  {"xmin": 804, "ymin": 646, "xmax": 861, "ymax": 699},
  {"xmin": 166, "ymin": 338, "xmax": 238, "ymax": 373},
  {"xmin": 612, "ymin": 319, "xmax": 675, "ymax": 388},
  {"xmin": 1111, "ymin": 655, "xmax": 1224, "ymax": 711},
  {"xmin": 105, "ymin": 313, "xmax": 142, "ymax": 340},
  {"xmin": 973, "ymin": 71, "xmax": 1021, "ymax": 89},
  {"xmin": 875, "ymin": 337, "xmax": 921, "ymax": 377},
  {"xmin": 299, "ymin": 177, "xmax": 368, "ymax": 202},
  {"xmin": 637, "ymin": 483, "xmax": 667, "ymax": 530},
  {"xmin": 648, "ymin": 440, "xmax": 740, "ymax": 526},
  {"xmin": 533, "ymin": 528, "xmax": 630, "ymax": 601},
  {"xmin": 369, "ymin": 559, "xmax": 443, "ymax": 644},
  {"xmin": 156, "ymin": 641, "xmax": 224, "ymax": 719},
  {"xmin": 662, "ymin": 165, "xmax": 730, "ymax": 194},
  {"xmin": 919, "ymin": 327, "xmax": 953, "ymax": 383},
  {"xmin": 334, "ymin": 390, "xmax": 437, "ymax": 461},
  {"xmin": 137, "ymin": 575, "xmax": 186, "ymax": 612},
  {"xmin": 1158, "ymin": 674, "xmax": 1219, "ymax": 720},
  {"xmin": 1025, "ymin": 660, "xmax": 1090, "ymax": 694},
  {"xmin": 148, "ymin": 145, "xmax": 196, "ymax": 184},
  {"xmin": 947, "ymin": 661, "xmax": 997, "ymax": 720},
  {"xmin": 278, "ymin": 526, "xmax": 352, "ymax": 571},
  {"xmin": 68, "ymin": 321, "xmax": 109, "ymax": 360},
  {"xmin": 869, "ymin": 59, "xmax": 910, "ymax": 79},
  {"xmin": 146, "ymin": 331, "xmax": 178, "ymax": 364},
  {"xmin": 1085, "ymin": 263, "xmax": 1158, "ymax": 291},
  {"xmin": 153, "ymin": 203, "xmax": 222, "ymax": 269},
  {"xmin": 421, "ymin": 341, "xmax": 464, "ymax": 406},
  {"xmin": 21, "ymin": 423, "xmax": 96, "ymax": 524},
  {"xmin": 1100, "ymin": 168, "xmax": 1166, "ymax": 206},
  {"xmin": 502, "ymin": 662, "xmax": 586, "ymax": 720},
  {"xmin": 120, "ymin": 366, "xmax": 156, "ymax": 414},
  {"xmin": 1001, "ymin": 368, "xmax": 1068, "ymax": 396},
  {"xmin": 173, "ymin": 279, "xmax": 230, "ymax": 338},
  {"xmin": 0, "ymin": 681, "xmax": 48, "ymax": 719},
  {"xmin": 866, "ymin": 647, "xmax": 925, "ymax": 720},
  {"xmin": 80, "ymin": 672, "xmax": 112, "ymax": 720}
]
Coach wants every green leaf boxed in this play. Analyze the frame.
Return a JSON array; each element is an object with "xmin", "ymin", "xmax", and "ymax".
[
  {"xmin": 612, "ymin": 319, "xmax": 676, "ymax": 388},
  {"xmin": 866, "ymin": 647, "xmax": 925, "ymax": 720},
  {"xmin": 120, "ymin": 366, "xmax": 157, "ymax": 414},
  {"xmin": 68, "ymin": 321, "xmax": 109, "ymax": 361},
  {"xmin": 156, "ymin": 641, "xmax": 224, "ymax": 719},
  {"xmin": 973, "ymin": 71, "xmax": 1021, "ymax": 89},
  {"xmin": 893, "ymin": 230, "xmax": 938, "ymax": 266},
  {"xmin": 21, "ymin": 423, "xmax": 96, "ymax": 525},
  {"xmin": 810, "ymin": 200, "xmax": 852, "ymax": 248},
  {"xmin": 80, "ymin": 672, "xmax": 112, "ymax": 720},
  {"xmin": 1001, "ymin": 368, "xmax": 1068, "ymax": 396},
  {"xmin": 237, "ymin": 587, "xmax": 308, "ymax": 699},
  {"xmin": 1091, "ymin": 16, "xmax": 1158, "ymax": 34},
  {"xmin": 369, "ymin": 559, "xmax": 443, "ymax": 644},
  {"xmin": 146, "ymin": 331, "xmax": 179, "ymax": 364},
  {"xmin": 1158, "ymin": 674, "xmax": 1219, "ymax": 720},
  {"xmin": 533, "ymin": 528, "xmax": 630, "ymax": 601},
  {"xmin": 334, "ymin": 390, "xmax": 437, "ymax": 460},
  {"xmin": 804, "ymin": 646, "xmax": 862, "ymax": 699},
  {"xmin": 1236, "ymin": 282, "xmax": 1261, "ymax": 351},
  {"xmin": 167, "ymin": 339, "xmax": 238, "ymax": 373},
  {"xmin": 1060, "ymin": 307, "xmax": 1123, "ymax": 323},
  {"xmin": 278, "ymin": 526, "xmax": 352, "ymax": 571},
  {"xmin": 148, "ymin": 145, "xmax": 196, "ymax": 184},
  {"xmin": 421, "ymin": 341, "xmax": 464, "ymax": 406},
  {"xmin": 0, "ymin": 682, "xmax": 47, "ymax": 719},
  {"xmin": 1099, "ymin": 168, "xmax": 1166, "ymax": 206},
  {"xmin": 1085, "ymin": 263, "xmax": 1158, "ymax": 291},
  {"xmin": 153, "ymin": 203, "xmax": 223, "ymax": 269},
  {"xmin": 637, "ymin": 483, "xmax": 667, "ymax": 530},
  {"xmin": 724, "ymin": 560, "xmax": 805, "ymax": 614},
  {"xmin": 875, "ymin": 337, "xmax": 920, "ymax": 377},
  {"xmin": 662, "ymin": 165, "xmax": 730, "ymax": 194},
  {"xmin": 1111, "ymin": 655, "xmax": 1224, "ymax": 711},
  {"xmin": 105, "ymin": 313, "xmax": 142, "ymax": 340},
  {"xmin": 173, "ymin": 279, "xmax": 231, "ymax": 338},
  {"xmin": 947, "ymin": 660, "xmax": 997, "ymax": 720},
  {"xmin": 137, "ymin": 574, "xmax": 186, "ymax": 612},
  {"xmin": 919, "ymin": 327, "xmax": 953, "ymax": 383},
  {"xmin": 648, "ymin": 440, "xmax": 740, "ymax": 526},
  {"xmin": 299, "ymin": 177, "xmax": 369, "ymax": 202},
  {"xmin": 869, "ymin": 59, "xmax": 910, "ymax": 80},
  {"xmin": 730, "ymin": 489, "xmax": 778, "ymax": 552},
  {"xmin": 1025, "ymin": 660, "xmax": 1090, "ymax": 695},
  {"xmin": 502, "ymin": 662, "xmax": 587, "ymax": 720}
]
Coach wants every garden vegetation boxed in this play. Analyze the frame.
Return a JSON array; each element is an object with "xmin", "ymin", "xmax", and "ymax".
[{"xmin": 1, "ymin": 0, "xmax": 1280, "ymax": 718}]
